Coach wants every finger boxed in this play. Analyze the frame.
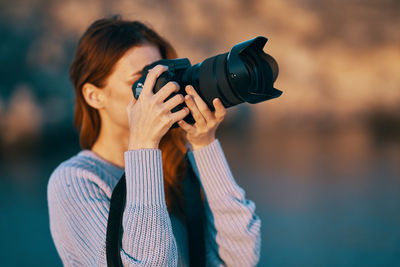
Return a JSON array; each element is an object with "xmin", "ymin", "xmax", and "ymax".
[
  {"xmin": 141, "ymin": 65, "xmax": 168, "ymax": 97},
  {"xmin": 169, "ymin": 107, "xmax": 190, "ymax": 123},
  {"xmin": 185, "ymin": 85, "xmax": 214, "ymax": 122},
  {"xmin": 213, "ymin": 98, "xmax": 226, "ymax": 122},
  {"xmin": 178, "ymin": 120, "xmax": 196, "ymax": 134},
  {"xmin": 184, "ymin": 94, "xmax": 207, "ymax": 127},
  {"xmin": 163, "ymin": 94, "xmax": 184, "ymax": 111},
  {"xmin": 155, "ymin": 81, "xmax": 180, "ymax": 103}
]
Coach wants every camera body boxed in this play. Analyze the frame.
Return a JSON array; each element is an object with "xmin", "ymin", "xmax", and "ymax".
[
  {"xmin": 132, "ymin": 36, "xmax": 283, "ymax": 128},
  {"xmin": 133, "ymin": 58, "xmax": 196, "ymax": 127}
]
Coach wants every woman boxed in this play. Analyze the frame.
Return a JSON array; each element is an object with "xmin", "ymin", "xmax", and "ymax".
[{"xmin": 47, "ymin": 16, "xmax": 261, "ymax": 266}]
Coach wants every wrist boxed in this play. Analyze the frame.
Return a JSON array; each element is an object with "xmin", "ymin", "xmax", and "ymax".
[
  {"xmin": 189, "ymin": 137, "xmax": 215, "ymax": 151},
  {"xmin": 128, "ymin": 139, "xmax": 159, "ymax": 150}
]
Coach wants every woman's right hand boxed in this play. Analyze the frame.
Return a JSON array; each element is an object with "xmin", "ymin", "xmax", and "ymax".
[{"xmin": 126, "ymin": 65, "xmax": 189, "ymax": 150}]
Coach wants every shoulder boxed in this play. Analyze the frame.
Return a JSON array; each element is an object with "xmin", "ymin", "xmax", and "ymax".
[{"xmin": 47, "ymin": 152, "xmax": 114, "ymax": 202}]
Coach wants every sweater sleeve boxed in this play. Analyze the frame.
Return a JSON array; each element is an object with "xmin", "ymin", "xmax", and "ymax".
[
  {"xmin": 187, "ymin": 139, "xmax": 261, "ymax": 267},
  {"xmin": 47, "ymin": 149, "xmax": 177, "ymax": 266}
]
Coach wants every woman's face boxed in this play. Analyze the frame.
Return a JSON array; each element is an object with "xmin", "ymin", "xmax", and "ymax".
[{"xmin": 101, "ymin": 44, "xmax": 162, "ymax": 130}]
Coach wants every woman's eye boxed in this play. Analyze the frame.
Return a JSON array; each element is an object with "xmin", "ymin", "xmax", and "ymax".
[{"xmin": 127, "ymin": 77, "xmax": 139, "ymax": 86}]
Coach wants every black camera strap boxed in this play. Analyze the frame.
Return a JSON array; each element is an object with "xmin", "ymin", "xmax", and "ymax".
[
  {"xmin": 106, "ymin": 154, "xmax": 205, "ymax": 267},
  {"xmin": 183, "ymin": 154, "xmax": 206, "ymax": 267},
  {"xmin": 106, "ymin": 172, "xmax": 125, "ymax": 267}
]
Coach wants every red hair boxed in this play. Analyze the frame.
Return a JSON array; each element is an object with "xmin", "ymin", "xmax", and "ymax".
[{"xmin": 70, "ymin": 16, "xmax": 187, "ymax": 219}]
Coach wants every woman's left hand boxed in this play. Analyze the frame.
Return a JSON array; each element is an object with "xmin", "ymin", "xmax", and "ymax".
[{"xmin": 177, "ymin": 85, "xmax": 226, "ymax": 150}]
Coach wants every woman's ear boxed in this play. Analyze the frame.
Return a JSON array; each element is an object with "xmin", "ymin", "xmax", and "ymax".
[{"xmin": 82, "ymin": 83, "xmax": 106, "ymax": 109}]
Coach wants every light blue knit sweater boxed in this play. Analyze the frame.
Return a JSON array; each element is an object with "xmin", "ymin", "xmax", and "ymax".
[{"xmin": 47, "ymin": 139, "xmax": 261, "ymax": 266}]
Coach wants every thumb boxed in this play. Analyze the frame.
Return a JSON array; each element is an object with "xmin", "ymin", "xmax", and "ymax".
[{"xmin": 126, "ymin": 97, "xmax": 136, "ymax": 112}]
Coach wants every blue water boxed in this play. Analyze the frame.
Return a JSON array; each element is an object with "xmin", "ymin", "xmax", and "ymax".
[{"xmin": 1, "ymin": 130, "xmax": 399, "ymax": 266}]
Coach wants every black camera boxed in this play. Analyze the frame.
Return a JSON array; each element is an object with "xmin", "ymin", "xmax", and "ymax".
[{"xmin": 132, "ymin": 36, "xmax": 282, "ymax": 128}]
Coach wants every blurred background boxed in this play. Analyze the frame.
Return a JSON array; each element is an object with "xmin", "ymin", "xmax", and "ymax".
[{"xmin": 1, "ymin": 0, "xmax": 399, "ymax": 266}]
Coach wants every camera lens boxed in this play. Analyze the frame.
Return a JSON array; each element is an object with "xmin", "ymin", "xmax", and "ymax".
[
  {"xmin": 132, "ymin": 36, "xmax": 282, "ymax": 127},
  {"xmin": 180, "ymin": 36, "xmax": 282, "ymax": 110}
]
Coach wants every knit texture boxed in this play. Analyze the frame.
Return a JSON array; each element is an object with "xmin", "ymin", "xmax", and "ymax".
[{"xmin": 47, "ymin": 139, "xmax": 261, "ymax": 266}]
